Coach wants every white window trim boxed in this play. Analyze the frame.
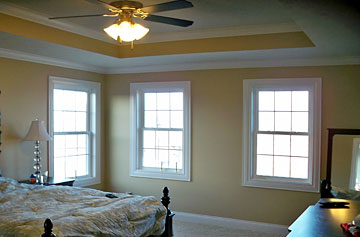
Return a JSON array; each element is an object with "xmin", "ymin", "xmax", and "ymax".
[
  {"xmin": 242, "ymin": 78, "xmax": 321, "ymax": 192},
  {"xmin": 48, "ymin": 76, "xmax": 101, "ymax": 187},
  {"xmin": 349, "ymin": 138, "xmax": 360, "ymax": 190},
  {"xmin": 130, "ymin": 81, "xmax": 191, "ymax": 181}
]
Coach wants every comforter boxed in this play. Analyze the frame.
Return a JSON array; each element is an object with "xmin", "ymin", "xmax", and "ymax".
[{"xmin": 0, "ymin": 177, "xmax": 166, "ymax": 236}]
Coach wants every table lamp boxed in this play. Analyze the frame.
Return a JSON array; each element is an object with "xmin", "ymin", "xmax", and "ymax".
[{"xmin": 24, "ymin": 119, "xmax": 52, "ymax": 183}]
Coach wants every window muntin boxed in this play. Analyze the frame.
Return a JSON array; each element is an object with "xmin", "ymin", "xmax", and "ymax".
[
  {"xmin": 49, "ymin": 77, "xmax": 101, "ymax": 186},
  {"xmin": 255, "ymin": 90, "xmax": 310, "ymax": 179},
  {"xmin": 130, "ymin": 82, "xmax": 190, "ymax": 181},
  {"xmin": 242, "ymin": 78, "xmax": 321, "ymax": 192},
  {"xmin": 53, "ymin": 89, "xmax": 90, "ymax": 179}
]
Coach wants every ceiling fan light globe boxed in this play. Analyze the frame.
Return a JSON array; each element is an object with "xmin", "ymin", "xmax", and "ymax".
[
  {"xmin": 133, "ymin": 23, "xmax": 149, "ymax": 40},
  {"xmin": 118, "ymin": 21, "xmax": 136, "ymax": 42},
  {"xmin": 104, "ymin": 23, "xmax": 120, "ymax": 40}
]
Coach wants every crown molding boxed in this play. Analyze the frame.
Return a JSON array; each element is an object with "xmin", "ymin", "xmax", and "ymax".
[
  {"xmin": 0, "ymin": 48, "xmax": 106, "ymax": 73},
  {"xmin": 0, "ymin": 1, "xmax": 113, "ymax": 43},
  {"xmin": 0, "ymin": 1, "xmax": 302, "ymax": 45},
  {"xmin": 106, "ymin": 55, "xmax": 360, "ymax": 74},
  {"xmin": 1, "ymin": 47, "xmax": 359, "ymax": 75}
]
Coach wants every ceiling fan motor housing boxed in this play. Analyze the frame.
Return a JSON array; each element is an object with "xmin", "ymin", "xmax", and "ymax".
[{"xmin": 110, "ymin": 1, "xmax": 144, "ymax": 10}]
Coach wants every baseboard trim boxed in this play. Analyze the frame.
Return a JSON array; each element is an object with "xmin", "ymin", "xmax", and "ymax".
[{"xmin": 174, "ymin": 211, "xmax": 289, "ymax": 235}]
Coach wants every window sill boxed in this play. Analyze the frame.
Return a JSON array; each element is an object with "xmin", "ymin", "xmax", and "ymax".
[
  {"xmin": 130, "ymin": 169, "xmax": 190, "ymax": 182},
  {"xmin": 73, "ymin": 176, "xmax": 101, "ymax": 187},
  {"xmin": 243, "ymin": 177, "xmax": 319, "ymax": 193}
]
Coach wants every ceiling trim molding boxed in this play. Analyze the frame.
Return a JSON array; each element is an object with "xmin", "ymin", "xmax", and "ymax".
[
  {"xmin": 105, "ymin": 56, "xmax": 360, "ymax": 74},
  {"xmin": 0, "ymin": 1, "xmax": 302, "ymax": 44},
  {"xmin": 0, "ymin": 48, "xmax": 106, "ymax": 73},
  {"xmin": 141, "ymin": 22, "xmax": 302, "ymax": 44},
  {"xmin": 1, "ymin": 47, "xmax": 359, "ymax": 75},
  {"xmin": 0, "ymin": 1, "xmax": 112, "ymax": 43}
]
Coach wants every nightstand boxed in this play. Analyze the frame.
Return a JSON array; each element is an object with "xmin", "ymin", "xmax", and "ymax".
[{"xmin": 19, "ymin": 177, "xmax": 75, "ymax": 186}]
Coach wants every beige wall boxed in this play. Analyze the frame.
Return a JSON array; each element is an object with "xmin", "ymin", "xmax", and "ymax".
[
  {"xmin": 0, "ymin": 57, "xmax": 106, "ymax": 189},
  {"xmin": 104, "ymin": 65, "xmax": 360, "ymax": 226}
]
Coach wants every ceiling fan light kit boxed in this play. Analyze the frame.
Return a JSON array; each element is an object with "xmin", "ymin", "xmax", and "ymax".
[{"xmin": 49, "ymin": 0, "xmax": 194, "ymax": 49}]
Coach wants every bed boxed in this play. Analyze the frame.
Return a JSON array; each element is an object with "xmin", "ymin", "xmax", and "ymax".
[{"xmin": 0, "ymin": 177, "xmax": 174, "ymax": 236}]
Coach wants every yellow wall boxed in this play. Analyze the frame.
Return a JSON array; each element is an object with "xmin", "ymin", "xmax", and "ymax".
[
  {"xmin": 104, "ymin": 65, "xmax": 360, "ymax": 226},
  {"xmin": 0, "ymin": 57, "xmax": 106, "ymax": 189}
]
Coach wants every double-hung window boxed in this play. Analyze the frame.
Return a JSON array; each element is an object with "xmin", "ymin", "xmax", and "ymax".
[
  {"xmin": 243, "ymin": 78, "xmax": 321, "ymax": 192},
  {"xmin": 130, "ymin": 81, "xmax": 191, "ymax": 181},
  {"xmin": 49, "ymin": 77, "xmax": 101, "ymax": 186}
]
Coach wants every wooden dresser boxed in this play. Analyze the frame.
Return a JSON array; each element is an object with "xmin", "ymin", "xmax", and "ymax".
[{"xmin": 288, "ymin": 199, "xmax": 360, "ymax": 236}]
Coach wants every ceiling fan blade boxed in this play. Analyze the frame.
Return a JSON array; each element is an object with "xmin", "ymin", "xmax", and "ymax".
[
  {"xmin": 144, "ymin": 14, "xmax": 193, "ymax": 27},
  {"xmin": 141, "ymin": 0, "xmax": 193, "ymax": 14},
  {"xmin": 49, "ymin": 13, "xmax": 115, "ymax": 20}
]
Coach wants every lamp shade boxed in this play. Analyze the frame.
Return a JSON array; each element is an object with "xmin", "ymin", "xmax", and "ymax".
[{"xmin": 24, "ymin": 120, "xmax": 52, "ymax": 141}]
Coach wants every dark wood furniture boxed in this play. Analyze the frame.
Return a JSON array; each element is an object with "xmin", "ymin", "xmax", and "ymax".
[
  {"xmin": 288, "ymin": 199, "xmax": 359, "ymax": 236},
  {"xmin": 42, "ymin": 186, "xmax": 174, "ymax": 237},
  {"xmin": 289, "ymin": 128, "xmax": 360, "ymax": 236},
  {"xmin": 321, "ymin": 128, "xmax": 360, "ymax": 198},
  {"xmin": 19, "ymin": 177, "xmax": 75, "ymax": 186}
]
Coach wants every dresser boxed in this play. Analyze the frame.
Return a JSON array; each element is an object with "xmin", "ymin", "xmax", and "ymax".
[{"xmin": 288, "ymin": 198, "xmax": 360, "ymax": 236}]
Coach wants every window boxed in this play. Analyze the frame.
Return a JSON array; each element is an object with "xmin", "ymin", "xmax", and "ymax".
[
  {"xmin": 242, "ymin": 78, "xmax": 321, "ymax": 192},
  {"xmin": 130, "ymin": 81, "xmax": 191, "ymax": 181},
  {"xmin": 49, "ymin": 77, "xmax": 101, "ymax": 186}
]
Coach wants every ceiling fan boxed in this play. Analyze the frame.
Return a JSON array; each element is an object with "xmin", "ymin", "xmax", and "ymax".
[{"xmin": 49, "ymin": 0, "xmax": 194, "ymax": 47}]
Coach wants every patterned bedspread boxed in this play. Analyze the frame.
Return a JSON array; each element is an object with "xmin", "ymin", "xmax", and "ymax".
[{"xmin": 0, "ymin": 177, "xmax": 166, "ymax": 236}]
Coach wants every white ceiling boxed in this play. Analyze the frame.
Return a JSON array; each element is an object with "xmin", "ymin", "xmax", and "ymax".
[{"xmin": 0, "ymin": 0, "xmax": 359, "ymax": 73}]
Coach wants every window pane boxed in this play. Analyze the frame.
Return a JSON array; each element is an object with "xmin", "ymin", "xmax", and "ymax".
[
  {"xmin": 62, "ymin": 90, "xmax": 77, "ymax": 111},
  {"xmin": 291, "ymin": 135, "xmax": 309, "ymax": 157},
  {"xmin": 143, "ymin": 149, "xmax": 156, "ymax": 167},
  {"xmin": 156, "ymin": 131, "xmax": 168, "ymax": 149},
  {"xmin": 274, "ymin": 156, "xmax": 290, "ymax": 177},
  {"xmin": 171, "ymin": 111, "xmax": 183, "ymax": 128},
  {"xmin": 54, "ymin": 157, "xmax": 65, "ymax": 178},
  {"xmin": 75, "ymin": 112, "xmax": 87, "ymax": 132},
  {"xmin": 143, "ymin": 130, "xmax": 155, "ymax": 149},
  {"xmin": 159, "ymin": 150, "xmax": 169, "ymax": 168},
  {"xmin": 145, "ymin": 93, "xmax": 156, "ymax": 110},
  {"xmin": 65, "ymin": 156, "xmax": 77, "ymax": 178},
  {"xmin": 258, "ymin": 112, "xmax": 274, "ymax": 131},
  {"xmin": 292, "ymin": 91, "xmax": 308, "ymax": 111},
  {"xmin": 275, "ymin": 91, "xmax": 291, "ymax": 111},
  {"xmin": 63, "ymin": 112, "xmax": 76, "ymax": 131},
  {"xmin": 274, "ymin": 135, "xmax": 290, "ymax": 156},
  {"xmin": 54, "ymin": 111, "xmax": 64, "ymax": 132},
  {"xmin": 157, "ymin": 111, "xmax": 170, "ymax": 128},
  {"xmin": 256, "ymin": 155, "xmax": 273, "ymax": 176},
  {"xmin": 144, "ymin": 111, "xmax": 156, "ymax": 128},
  {"xmin": 275, "ymin": 112, "xmax": 291, "ymax": 132},
  {"xmin": 77, "ymin": 155, "xmax": 88, "ymax": 177},
  {"xmin": 169, "ymin": 150, "xmax": 182, "ymax": 169},
  {"xmin": 157, "ymin": 93, "xmax": 170, "ymax": 110},
  {"xmin": 257, "ymin": 134, "xmax": 273, "ymax": 155},
  {"xmin": 75, "ymin": 92, "xmax": 88, "ymax": 112},
  {"xmin": 291, "ymin": 157, "xmax": 308, "ymax": 179},
  {"xmin": 169, "ymin": 131, "xmax": 182, "ymax": 150},
  {"xmin": 170, "ymin": 92, "xmax": 183, "ymax": 110},
  {"xmin": 258, "ymin": 91, "xmax": 274, "ymax": 111},
  {"xmin": 54, "ymin": 89, "xmax": 64, "ymax": 111},
  {"xmin": 292, "ymin": 112, "xmax": 308, "ymax": 132}
]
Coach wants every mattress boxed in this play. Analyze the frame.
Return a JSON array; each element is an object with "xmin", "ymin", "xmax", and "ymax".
[{"xmin": 0, "ymin": 177, "xmax": 166, "ymax": 236}]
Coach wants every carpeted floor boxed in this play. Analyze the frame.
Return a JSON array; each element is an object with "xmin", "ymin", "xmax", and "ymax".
[{"xmin": 173, "ymin": 220, "xmax": 288, "ymax": 237}]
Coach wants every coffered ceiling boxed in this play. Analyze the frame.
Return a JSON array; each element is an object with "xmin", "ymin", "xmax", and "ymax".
[{"xmin": 0, "ymin": 0, "xmax": 359, "ymax": 73}]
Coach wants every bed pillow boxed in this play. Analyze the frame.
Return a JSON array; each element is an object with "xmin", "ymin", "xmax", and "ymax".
[{"xmin": 331, "ymin": 186, "xmax": 360, "ymax": 201}]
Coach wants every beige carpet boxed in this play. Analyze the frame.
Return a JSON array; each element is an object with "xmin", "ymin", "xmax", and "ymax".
[{"xmin": 173, "ymin": 220, "xmax": 287, "ymax": 237}]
